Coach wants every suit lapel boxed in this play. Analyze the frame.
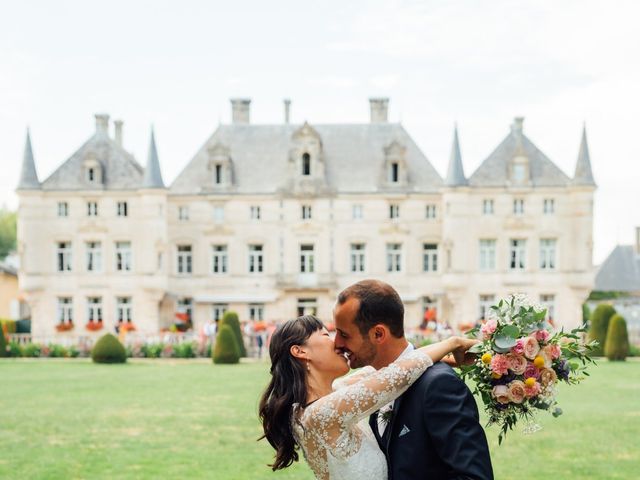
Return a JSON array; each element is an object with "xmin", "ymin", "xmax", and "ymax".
[
  {"xmin": 369, "ymin": 412, "xmax": 384, "ymax": 450},
  {"xmin": 384, "ymin": 396, "xmax": 403, "ymax": 450}
]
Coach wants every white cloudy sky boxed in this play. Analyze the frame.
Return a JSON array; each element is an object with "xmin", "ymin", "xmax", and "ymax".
[{"xmin": 1, "ymin": 0, "xmax": 638, "ymax": 263}]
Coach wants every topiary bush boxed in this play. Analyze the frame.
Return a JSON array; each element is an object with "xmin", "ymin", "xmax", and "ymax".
[
  {"xmin": 588, "ymin": 304, "xmax": 616, "ymax": 356},
  {"xmin": 213, "ymin": 325, "xmax": 240, "ymax": 364},
  {"xmin": 220, "ymin": 311, "xmax": 246, "ymax": 357},
  {"xmin": 91, "ymin": 333, "xmax": 127, "ymax": 364},
  {"xmin": 604, "ymin": 314, "xmax": 630, "ymax": 361}
]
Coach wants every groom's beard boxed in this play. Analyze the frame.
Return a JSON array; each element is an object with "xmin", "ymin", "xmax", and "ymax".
[{"xmin": 346, "ymin": 338, "xmax": 377, "ymax": 369}]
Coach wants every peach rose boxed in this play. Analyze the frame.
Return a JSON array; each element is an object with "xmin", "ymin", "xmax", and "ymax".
[
  {"xmin": 507, "ymin": 380, "xmax": 526, "ymax": 404},
  {"xmin": 506, "ymin": 354, "xmax": 527, "ymax": 375},
  {"xmin": 524, "ymin": 381, "xmax": 541, "ymax": 398},
  {"xmin": 545, "ymin": 343, "xmax": 562, "ymax": 360},
  {"xmin": 539, "ymin": 368, "xmax": 558, "ymax": 387},
  {"xmin": 523, "ymin": 336, "xmax": 541, "ymax": 360},
  {"xmin": 535, "ymin": 330, "xmax": 550, "ymax": 343},
  {"xmin": 492, "ymin": 385, "xmax": 510, "ymax": 404},
  {"xmin": 511, "ymin": 339, "xmax": 525, "ymax": 355}
]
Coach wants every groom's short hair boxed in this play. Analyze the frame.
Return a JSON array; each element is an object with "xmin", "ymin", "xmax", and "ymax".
[{"xmin": 337, "ymin": 280, "xmax": 404, "ymax": 338}]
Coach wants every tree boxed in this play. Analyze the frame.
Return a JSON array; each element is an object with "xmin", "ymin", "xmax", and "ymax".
[
  {"xmin": 213, "ymin": 325, "xmax": 240, "ymax": 364},
  {"xmin": 220, "ymin": 311, "xmax": 246, "ymax": 357},
  {"xmin": 604, "ymin": 314, "xmax": 630, "ymax": 361},
  {"xmin": 0, "ymin": 208, "xmax": 17, "ymax": 260},
  {"xmin": 588, "ymin": 304, "xmax": 616, "ymax": 356}
]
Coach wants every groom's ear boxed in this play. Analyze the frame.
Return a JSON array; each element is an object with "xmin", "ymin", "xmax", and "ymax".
[{"xmin": 370, "ymin": 324, "xmax": 389, "ymax": 344}]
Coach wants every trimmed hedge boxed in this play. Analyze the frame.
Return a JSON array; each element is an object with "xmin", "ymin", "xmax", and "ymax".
[
  {"xmin": 588, "ymin": 304, "xmax": 616, "ymax": 356},
  {"xmin": 213, "ymin": 325, "xmax": 240, "ymax": 364},
  {"xmin": 91, "ymin": 334, "xmax": 127, "ymax": 364},
  {"xmin": 605, "ymin": 314, "xmax": 630, "ymax": 361},
  {"xmin": 220, "ymin": 311, "xmax": 246, "ymax": 357}
]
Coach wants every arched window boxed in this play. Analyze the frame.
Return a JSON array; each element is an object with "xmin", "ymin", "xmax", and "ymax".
[{"xmin": 302, "ymin": 153, "xmax": 311, "ymax": 176}]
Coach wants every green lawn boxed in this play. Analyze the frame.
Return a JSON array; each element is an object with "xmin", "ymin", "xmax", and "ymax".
[{"xmin": 1, "ymin": 358, "xmax": 638, "ymax": 480}]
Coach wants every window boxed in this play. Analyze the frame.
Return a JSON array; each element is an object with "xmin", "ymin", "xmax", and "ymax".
[
  {"xmin": 509, "ymin": 239, "xmax": 526, "ymax": 270},
  {"xmin": 483, "ymin": 199, "xmax": 494, "ymax": 215},
  {"xmin": 87, "ymin": 297, "xmax": 103, "ymax": 322},
  {"xmin": 86, "ymin": 242, "xmax": 102, "ymax": 272},
  {"xmin": 249, "ymin": 304, "xmax": 264, "ymax": 321},
  {"xmin": 56, "ymin": 242, "xmax": 72, "ymax": 272},
  {"xmin": 425, "ymin": 204, "xmax": 437, "ymax": 219},
  {"xmin": 212, "ymin": 245, "xmax": 228, "ymax": 274},
  {"xmin": 512, "ymin": 164, "xmax": 527, "ymax": 183},
  {"xmin": 540, "ymin": 239, "xmax": 557, "ymax": 270},
  {"xmin": 57, "ymin": 202, "xmax": 68, "ymax": 217},
  {"xmin": 116, "ymin": 297, "xmax": 132, "ymax": 323},
  {"xmin": 386, "ymin": 243, "xmax": 402, "ymax": 272},
  {"xmin": 479, "ymin": 239, "xmax": 496, "ymax": 271},
  {"xmin": 302, "ymin": 153, "xmax": 311, "ymax": 176},
  {"xmin": 115, "ymin": 241, "xmax": 132, "ymax": 272},
  {"xmin": 352, "ymin": 204, "xmax": 363, "ymax": 220},
  {"xmin": 117, "ymin": 201, "xmax": 128, "ymax": 217},
  {"xmin": 389, "ymin": 204, "xmax": 400, "ymax": 220},
  {"xmin": 389, "ymin": 162, "xmax": 399, "ymax": 183},
  {"xmin": 213, "ymin": 205, "xmax": 225, "ymax": 223},
  {"xmin": 249, "ymin": 245, "xmax": 263, "ymax": 273},
  {"xmin": 250, "ymin": 206, "xmax": 261, "ymax": 220},
  {"xmin": 178, "ymin": 206, "xmax": 189, "ymax": 221},
  {"xmin": 423, "ymin": 244, "xmax": 438, "ymax": 272},
  {"xmin": 513, "ymin": 199, "xmax": 524, "ymax": 215},
  {"xmin": 479, "ymin": 295, "xmax": 496, "ymax": 321},
  {"xmin": 297, "ymin": 298, "xmax": 317, "ymax": 317},
  {"xmin": 215, "ymin": 164, "xmax": 223, "ymax": 184},
  {"xmin": 57, "ymin": 297, "xmax": 73, "ymax": 324},
  {"xmin": 350, "ymin": 243, "xmax": 366, "ymax": 273},
  {"xmin": 540, "ymin": 294, "xmax": 556, "ymax": 322},
  {"xmin": 212, "ymin": 304, "xmax": 228, "ymax": 321},
  {"xmin": 300, "ymin": 244, "xmax": 315, "ymax": 273},
  {"xmin": 177, "ymin": 298, "xmax": 193, "ymax": 323},
  {"xmin": 87, "ymin": 168, "xmax": 96, "ymax": 183},
  {"xmin": 177, "ymin": 245, "xmax": 192, "ymax": 274},
  {"xmin": 87, "ymin": 201, "xmax": 98, "ymax": 217},
  {"xmin": 302, "ymin": 205, "xmax": 312, "ymax": 220},
  {"xmin": 543, "ymin": 198, "xmax": 555, "ymax": 215}
]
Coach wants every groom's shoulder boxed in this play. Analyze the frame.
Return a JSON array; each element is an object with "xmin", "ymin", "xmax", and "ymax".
[{"xmin": 414, "ymin": 361, "xmax": 464, "ymax": 390}]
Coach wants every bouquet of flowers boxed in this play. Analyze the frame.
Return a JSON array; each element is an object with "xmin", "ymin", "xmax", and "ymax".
[{"xmin": 461, "ymin": 294, "xmax": 596, "ymax": 444}]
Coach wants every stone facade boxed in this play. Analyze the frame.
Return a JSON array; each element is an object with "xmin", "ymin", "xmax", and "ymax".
[{"xmin": 16, "ymin": 99, "xmax": 596, "ymax": 338}]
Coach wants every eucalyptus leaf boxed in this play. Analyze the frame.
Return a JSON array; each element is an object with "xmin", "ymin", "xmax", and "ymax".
[
  {"xmin": 467, "ymin": 343, "xmax": 484, "ymax": 354},
  {"xmin": 493, "ymin": 336, "xmax": 516, "ymax": 351}
]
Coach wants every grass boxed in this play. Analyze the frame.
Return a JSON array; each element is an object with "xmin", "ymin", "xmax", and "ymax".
[{"xmin": 1, "ymin": 358, "xmax": 639, "ymax": 479}]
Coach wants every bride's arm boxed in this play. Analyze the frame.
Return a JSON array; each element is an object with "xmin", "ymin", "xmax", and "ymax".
[{"xmin": 331, "ymin": 366, "xmax": 377, "ymax": 391}]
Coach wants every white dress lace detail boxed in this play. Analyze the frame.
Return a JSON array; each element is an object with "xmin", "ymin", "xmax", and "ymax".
[{"xmin": 292, "ymin": 350, "xmax": 433, "ymax": 480}]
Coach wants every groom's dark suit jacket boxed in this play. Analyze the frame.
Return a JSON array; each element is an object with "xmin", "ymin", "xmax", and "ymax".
[{"xmin": 370, "ymin": 362, "xmax": 493, "ymax": 480}]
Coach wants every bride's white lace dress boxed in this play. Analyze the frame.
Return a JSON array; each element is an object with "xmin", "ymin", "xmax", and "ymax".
[{"xmin": 292, "ymin": 350, "xmax": 433, "ymax": 480}]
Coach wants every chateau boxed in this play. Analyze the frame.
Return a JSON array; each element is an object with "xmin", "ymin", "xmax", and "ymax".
[{"xmin": 16, "ymin": 98, "xmax": 596, "ymax": 337}]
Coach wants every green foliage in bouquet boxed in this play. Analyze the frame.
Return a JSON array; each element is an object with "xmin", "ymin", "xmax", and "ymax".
[
  {"xmin": 604, "ymin": 314, "xmax": 629, "ymax": 361},
  {"xmin": 588, "ymin": 304, "xmax": 616, "ymax": 356},
  {"xmin": 220, "ymin": 311, "xmax": 246, "ymax": 357},
  {"xmin": 213, "ymin": 325, "xmax": 240, "ymax": 364},
  {"xmin": 91, "ymin": 334, "xmax": 127, "ymax": 364}
]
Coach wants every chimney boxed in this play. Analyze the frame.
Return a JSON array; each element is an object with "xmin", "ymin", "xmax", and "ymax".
[
  {"xmin": 95, "ymin": 113, "xmax": 110, "ymax": 134},
  {"xmin": 114, "ymin": 120, "xmax": 123, "ymax": 146},
  {"xmin": 369, "ymin": 98, "xmax": 389, "ymax": 123},
  {"xmin": 636, "ymin": 226, "xmax": 640, "ymax": 255},
  {"xmin": 284, "ymin": 99, "xmax": 291, "ymax": 124},
  {"xmin": 511, "ymin": 117, "xmax": 524, "ymax": 133},
  {"xmin": 230, "ymin": 98, "xmax": 251, "ymax": 124}
]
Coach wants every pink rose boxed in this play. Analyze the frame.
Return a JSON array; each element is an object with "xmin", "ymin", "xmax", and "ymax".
[
  {"xmin": 523, "ymin": 336, "xmax": 541, "ymax": 360},
  {"xmin": 507, "ymin": 380, "xmax": 526, "ymax": 404},
  {"xmin": 481, "ymin": 319, "xmax": 498, "ymax": 339},
  {"xmin": 492, "ymin": 385, "xmax": 510, "ymax": 404},
  {"xmin": 545, "ymin": 344, "xmax": 562, "ymax": 360},
  {"xmin": 524, "ymin": 363, "xmax": 540, "ymax": 380},
  {"xmin": 490, "ymin": 354, "xmax": 509, "ymax": 376},
  {"xmin": 524, "ymin": 381, "xmax": 541, "ymax": 398},
  {"xmin": 506, "ymin": 354, "xmax": 527, "ymax": 375},
  {"xmin": 539, "ymin": 368, "xmax": 558, "ymax": 387},
  {"xmin": 511, "ymin": 339, "xmax": 525, "ymax": 355},
  {"xmin": 535, "ymin": 330, "xmax": 550, "ymax": 343}
]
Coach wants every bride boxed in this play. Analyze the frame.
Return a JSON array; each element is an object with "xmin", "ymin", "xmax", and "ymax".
[{"xmin": 259, "ymin": 315, "xmax": 478, "ymax": 480}]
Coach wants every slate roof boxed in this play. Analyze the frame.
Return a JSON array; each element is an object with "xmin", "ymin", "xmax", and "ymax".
[
  {"xmin": 17, "ymin": 130, "xmax": 40, "ymax": 190},
  {"xmin": 142, "ymin": 128, "xmax": 165, "ymax": 189},
  {"xmin": 42, "ymin": 129, "xmax": 144, "ymax": 191},
  {"xmin": 444, "ymin": 125, "xmax": 467, "ymax": 187},
  {"xmin": 469, "ymin": 120, "xmax": 571, "ymax": 187},
  {"xmin": 170, "ymin": 123, "xmax": 443, "ymax": 194},
  {"xmin": 573, "ymin": 126, "xmax": 596, "ymax": 186},
  {"xmin": 595, "ymin": 246, "xmax": 640, "ymax": 292}
]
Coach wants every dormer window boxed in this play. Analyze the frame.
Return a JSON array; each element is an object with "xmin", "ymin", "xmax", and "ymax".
[
  {"xmin": 215, "ymin": 164, "xmax": 223, "ymax": 184},
  {"xmin": 87, "ymin": 168, "xmax": 96, "ymax": 182},
  {"xmin": 389, "ymin": 162, "xmax": 399, "ymax": 183},
  {"xmin": 207, "ymin": 143, "xmax": 233, "ymax": 189},
  {"xmin": 83, "ymin": 156, "xmax": 102, "ymax": 185},
  {"xmin": 382, "ymin": 141, "xmax": 408, "ymax": 188},
  {"xmin": 302, "ymin": 153, "xmax": 311, "ymax": 176}
]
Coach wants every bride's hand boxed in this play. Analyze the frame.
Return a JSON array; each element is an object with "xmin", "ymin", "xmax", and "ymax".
[{"xmin": 450, "ymin": 336, "xmax": 480, "ymax": 367}]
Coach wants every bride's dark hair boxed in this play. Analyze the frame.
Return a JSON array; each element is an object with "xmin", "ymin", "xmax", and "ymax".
[{"xmin": 258, "ymin": 315, "xmax": 324, "ymax": 471}]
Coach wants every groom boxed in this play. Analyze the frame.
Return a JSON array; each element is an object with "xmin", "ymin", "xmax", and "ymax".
[{"xmin": 334, "ymin": 280, "xmax": 493, "ymax": 480}]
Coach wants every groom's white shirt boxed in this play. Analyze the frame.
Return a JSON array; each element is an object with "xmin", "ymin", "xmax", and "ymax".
[{"xmin": 377, "ymin": 342, "xmax": 414, "ymax": 436}]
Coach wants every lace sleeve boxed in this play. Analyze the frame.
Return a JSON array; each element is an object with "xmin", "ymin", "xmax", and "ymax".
[
  {"xmin": 301, "ymin": 350, "xmax": 432, "ymax": 459},
  {"xmin": 331, "ymin": 366, "xmax": 377, "ymax": 391}
]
